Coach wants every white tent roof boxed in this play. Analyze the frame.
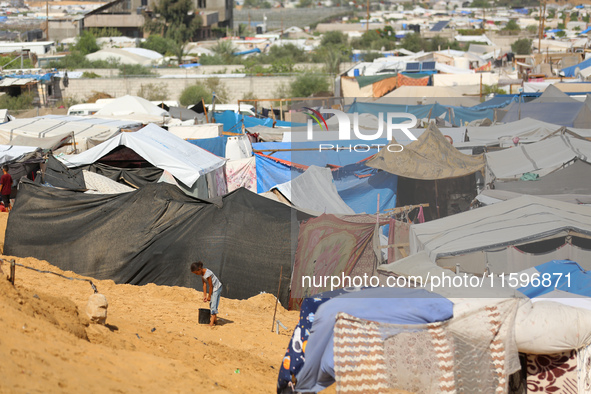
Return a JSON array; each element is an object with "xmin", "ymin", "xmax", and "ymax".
[
  {"xmin": 0, "ymin": 144, "xmax": 38, "ymax": 164},
  {"xmin": 121, "ymin": 47, "xmax": 163, "ymax": 60},
  {"xmin": 485, "ymin": 133, "xmax": 591, "ymax": 181},
  {"xmin": 93, "ymin": 95, "xmax": 170, "ymax": 124},
  {"xmin": 410, "ymin": 195, "xmax": 591, "ymax": 262},
  {"xmin": 274, "ymin": 166, "xmax": 355, "ymax": 215},
  {"xmin": 63, "ymin": 123, "xmax": 226, "ymax": 187},
  {"xmin": 0, "ymin": 115, "xmax": 141, "ymax": 153},
  {"xmin": 86, "ymin": 48, "xmax": 159, "ymax": 66}
]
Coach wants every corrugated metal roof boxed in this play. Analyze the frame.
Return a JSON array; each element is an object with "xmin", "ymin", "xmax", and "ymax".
[{"xmin": 0, "ymin": 78, "xmax": 36, "ymax": 87}]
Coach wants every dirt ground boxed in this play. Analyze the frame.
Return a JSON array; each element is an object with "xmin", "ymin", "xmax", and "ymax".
[{"xmin": 0, "ymin": 212, "xmax": 304, "ymax": 393}]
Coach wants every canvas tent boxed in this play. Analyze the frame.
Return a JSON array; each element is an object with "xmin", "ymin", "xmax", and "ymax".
[
  {"xmin": 273, "ymin": 166, "xmax": 355, "ymax": 215},
  {"xmin": 501, "ymin": 95, "xmax": 591, "ymax": 127},
  {"xmin": 409, "ymin": 195, "xmax": 591, "ymax": 274},
  {"xmin": 0, "ymin": 115, "xmax": 141, "ymax": 153},
  {"xmin": 4, "ymin": 181, "xmax": 301, "ymax": 306},
  {"xmin": 484, "ymin": 133, "xmax": 591, "ymax": 182},
  {"xmin": 366, "ymin": 123, "xmax": 485, "ymax": 180},
  {"xmin": 94, "ymin": 95, "xmax": 170, "ymax": 125},
  {"xmin": 63, "ymin": 123, "xmax": 226, "ymax": 190}
]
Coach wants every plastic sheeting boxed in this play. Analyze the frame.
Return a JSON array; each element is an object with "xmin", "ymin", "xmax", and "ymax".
[
  {"xmin": 254, "ymin": 153, "xmax": 303, "ymax": 193},
  {"xmin": 501, "ymin": 97, "xmax": 591, "ymax": 127},
  {"xmin": 410, "ymin": 195, "xmax": 591, "ymax": 264},
  {"xmin": 214, "ymin": 110, "xmax": 303, "ymax": 133},
  {"xmin": 63, "ymin": 123, "xmax": 226, "ymax": 187},
  {"xmin": 485, "ymin": 133, "xmax": 591, "ymax": 182},
  {"xmin": 332, "ymin": 162, "xmax": 397, "ymax": 214},
  {"xmin": 83, "ymin": 170, "xmax": 135, "ymax": 194},
  {"xmin": 274, "ymin": 166, "xmax": 355, "ymax": 215},
  {"xmin": 366, "ymin": 123, "xmax": 484, "ymax": 180},
  {"xmin": 5, "ymin": 181, "xmax": 299, "ymax": 306}
]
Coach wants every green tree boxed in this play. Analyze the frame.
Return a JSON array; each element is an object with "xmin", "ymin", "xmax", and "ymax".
[
  {"xmin": 211, "ymin": 40, "xmax": 236, "ymax": 64},
  {"xmin": 511, "ymin": 38, "xmax": 532, "ymax": 54},
  {"xmin": 179, "ymin": 84, "xmax": 211, "ymax": 106},
  {"xmin": 144, "ymin": 0, "xmax": 202, "ymax": 64},
  {"xmin": 74, "ymin": 31, "xmax": 100, "ymax": 55},
  {"xmin": 141, "ymin": 35, "xmax": 175, "ymax": 56},
  {"xmin": 321, "ymin": 31, "xmax": 348, "ymax": 47},
  {"xmin": 526, "ymin": 25, "xmax": 538, "ymax": 34},
  {"xmin": 400, "ymin": 33, "xmax": 428, "ymax": 52},
  {"xmin": 503, "ymin": 20, "xmax": 520, "ymax": 31},
  {"xmin": 118, "ymin": 64, "xmax": 156, "ymax": 76},
  {"xmin": 136, "ymin": 83, "xmax": 170, "ymax": 101},
  {"xmin": 290, "ymin": 73, "xmax": 330, "ymax": 97}
]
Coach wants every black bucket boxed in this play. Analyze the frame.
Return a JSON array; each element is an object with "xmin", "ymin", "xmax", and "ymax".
[{"xmin": 198, "ymin": 308, "xmax": 211, "ymax": 324}]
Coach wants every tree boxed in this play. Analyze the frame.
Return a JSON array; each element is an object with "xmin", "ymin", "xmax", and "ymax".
[
  {"xmin": 136, "ymin": 83, "xmax": 170, "ymax": 101},
  {"xmin": 400, "ymin": 33, "xmax": 428, "ymax": 52},
  {"xmin": 290, "ymin": 73, "xmax": 330, "ymax": 97},
  {"xmin": 141, "ymin": 35, "xmax": 175, "ymax": 55},
  {"xmin": 179, "ymin": 84, "xmax": 211, "ymax": 106},
  {"xmin": 511, "ymin": 38, "xmax": 532, "ymax": 54},
  {"xmin": 321, "ymin": 31, "xmax": 348, "ymax": 47},
  {"xmin": 74, "ymin": 31, "xmax": 100, "ymax": 55},
  {"xmin": 144, "ymin": 0, "xmax": 202, "ymax": 64},
  {"xmin": 211, "ymin": 40, "xmax": 236, "ymax": 64},
  {"xmin": 503, "ymin": 20, "xmax": 520, "ymax": 31}
]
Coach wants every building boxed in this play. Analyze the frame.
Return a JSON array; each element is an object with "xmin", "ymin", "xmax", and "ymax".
[{"xmin": 82, "ymin": 0, "xmax": 232, "ymax": 39}]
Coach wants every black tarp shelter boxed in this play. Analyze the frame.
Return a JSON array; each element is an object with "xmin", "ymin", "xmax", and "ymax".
[{"xmin": 5, "ymin": 181, "xmax": 301, "ymax": 305}]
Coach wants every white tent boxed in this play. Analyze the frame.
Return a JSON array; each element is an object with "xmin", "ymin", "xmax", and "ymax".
[
  {"xmin": 0, "ymin": 115, "xmax": 141, "ymax": 153},
  {"xmin": 409, "ymin": 195, "xmax": 591, "ymax": 273},
  {"xmin": 85, "ymin": 48, "xmax": 161, "ymax": 66},
  {"xmin": 273, "ymin": 166, "xmax": 355, "ymax": 215},
  {"xmin": 94, "ymin": 95, "xmax": 170, "ymax": 125},
  {"xmin": 63, "ymin": 123, "xmax": 225, "ymax": 188},
  {"xmin": 485, "ymin": 133, "xmax": 591, "ymax": 182}
]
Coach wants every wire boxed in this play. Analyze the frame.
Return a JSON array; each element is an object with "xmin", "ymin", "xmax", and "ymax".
[{"xmin": 0, "ymin": 258, "xmax": 98, "ymax": 294}]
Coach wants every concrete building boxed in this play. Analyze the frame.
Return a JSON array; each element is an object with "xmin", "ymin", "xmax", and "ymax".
[{"xmin": 83, "ymin": 0, "xmax": 232, "ymax": 39}]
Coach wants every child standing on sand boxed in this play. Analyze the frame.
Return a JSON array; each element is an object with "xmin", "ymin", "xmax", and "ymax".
[{"xmin": 190, "ymin": 261, "xmax": 222, "ymax": 326}]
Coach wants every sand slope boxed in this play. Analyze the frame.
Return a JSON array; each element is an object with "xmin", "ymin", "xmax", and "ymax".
[{"xmin": 0, "ymin": 213, "xmax": 299, "ymax": 393}]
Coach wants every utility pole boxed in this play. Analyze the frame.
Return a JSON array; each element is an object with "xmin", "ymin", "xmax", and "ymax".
[
  {"xmin": 538, "ymin": 0, "xmax": 546, "ymax": 54},
  {"xmin": 46, "ymin": 0, "xmax": 49, "ymax": 40},
  {"xmin": 366, "ymin": 0, "xmax": 369, "ymax": 33}
]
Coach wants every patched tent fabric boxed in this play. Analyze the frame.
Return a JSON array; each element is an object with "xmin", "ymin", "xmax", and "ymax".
[
  {"xmin": 484, "ymin": 133, "xmax": 591, "ymax": 182},
  {"xmin": 64, "ymin": 123, "xmax": 226, "ymax": 187},
  {"xmin": 274, "ymin": 166, "xmax": 355, "ymax": 215},
  {"xmin": 410, "ymin": 195, "xmax": 591, "ymax": 271},
  {"xmin": 493, "ymin": 159, "xmax": 591, "ymax": 196},
  {"xmin": 333, "ymin": 298, "xmax": 521, "ymax": 394},
  {"xmin": 4, "ymin": 181, "xmax": 299, "ymax": 306},
  {"xmin": 226, "ymin": 156, "xmax": 256, "ymax": 192},
  {"xmin": 397, "ymin": 73, "xmax": 430, "ymax": 87},
  {"xmin": 366, "ymin": 123, "xmax": 485, "ymax": 180},
  {"xmin": 81, "ymin": 162, "xmax": 164, "ymax": 189},
  {"xmin": 289, "ymin": 214, "xmax": 384, "ymax": 310},
  {"xmin": 34, "ymin": 155, "xmax": 86, "ymax": 191}
]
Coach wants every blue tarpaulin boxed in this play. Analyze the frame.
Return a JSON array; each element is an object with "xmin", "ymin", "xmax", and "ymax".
[
  {"xmin": 332, "ymin": 162, "xmax": 397, "ymax": 214},
  {"xmin": 561, "ymin": 57, "xmax": 591, "ymax": 77},
  {"xmin": 254, "ymin": 153, "xmax": 303, "ymax": 193},
  {"xmin": 519, "ymin": 260, "xmax": 591, "ymax": 298},
  {"xmin": 5, "ymin": 73, "xmax": 53, "ymax": 81},
  {"xmin": 252, "ymin": 139, "xmax": 385, "ymax": 169},
  {"xmin": 186, "ymin": 136, "xmax": 227, "ymax": 157},
  {"xmin": 179, "ymin": 63, "xmax": 201, "ymax": 68},
  {"xmin": 215, "ymin": 110, "xmax": 303, "ymax": 133},
  {"xmin": 471, "ymin": 95, "xmax": 521, "ymax": 110},
  {"xmin": 347, "ymin": 102, "xmax": 494, "ymax": 127},
  {"xmin": 233, "ymin": 48, "xmax": 261, "ymax": 56}
]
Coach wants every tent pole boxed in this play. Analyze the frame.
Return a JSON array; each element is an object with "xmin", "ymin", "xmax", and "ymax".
[
  {"xmin": 435, "ymin": 180, "xmax": 441, "ymax": 219},
  {"xmin": 271, "ymin": 265, "xmax": 283, "ymax": 332}
]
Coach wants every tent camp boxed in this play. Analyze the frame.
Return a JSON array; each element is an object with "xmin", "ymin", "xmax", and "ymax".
[
  {"xmin": 409, "ymin": 195, "xmax": 591, "ymax": 274},
  {"xmin": 4, "ymin": 181, "xmax": 301, "ymax": 306},
  {"xmin": 63, "ymin": 123, "xmax": 226, "ymax": 196},
  {"xmin": 0, "ymin": 115, "xmax": 141, "ymax": 153}
]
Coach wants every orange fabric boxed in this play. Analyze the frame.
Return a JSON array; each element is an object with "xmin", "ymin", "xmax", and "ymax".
[
  {"xmin": 475, "ymin": 61, "xmax": 492, "ymax": 72},
  {"xmin": 372, "ymin": 76, "xmax": 398, "ymax": 98},
  {"xmin": 397, "ymin": 74, "xmax": 430, "ymax": 87}
]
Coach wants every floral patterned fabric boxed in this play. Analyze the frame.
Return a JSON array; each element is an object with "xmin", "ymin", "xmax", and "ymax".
[
  {"xmin": 226, "ymin": 157, "xmax": 256, "ymax": 192},
  {"xmin": 526, "ymin": 351, "xmax": 578, "ymax": 393}
]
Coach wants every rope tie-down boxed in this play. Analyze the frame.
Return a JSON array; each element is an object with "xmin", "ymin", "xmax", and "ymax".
[{"xmin": 1, "ymin": 258, "xmax": 109, "ymax": 325}]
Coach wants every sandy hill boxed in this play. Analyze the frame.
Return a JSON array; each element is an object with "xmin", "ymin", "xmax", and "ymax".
[{"xmin": 0, "ymin": 213, "xmax": 300, "ymax": 393}]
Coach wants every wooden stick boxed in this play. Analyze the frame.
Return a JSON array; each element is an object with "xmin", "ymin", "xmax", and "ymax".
[{"xmin": 271, "ymin": 265, "xmax": 283, "ymax": 332}]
